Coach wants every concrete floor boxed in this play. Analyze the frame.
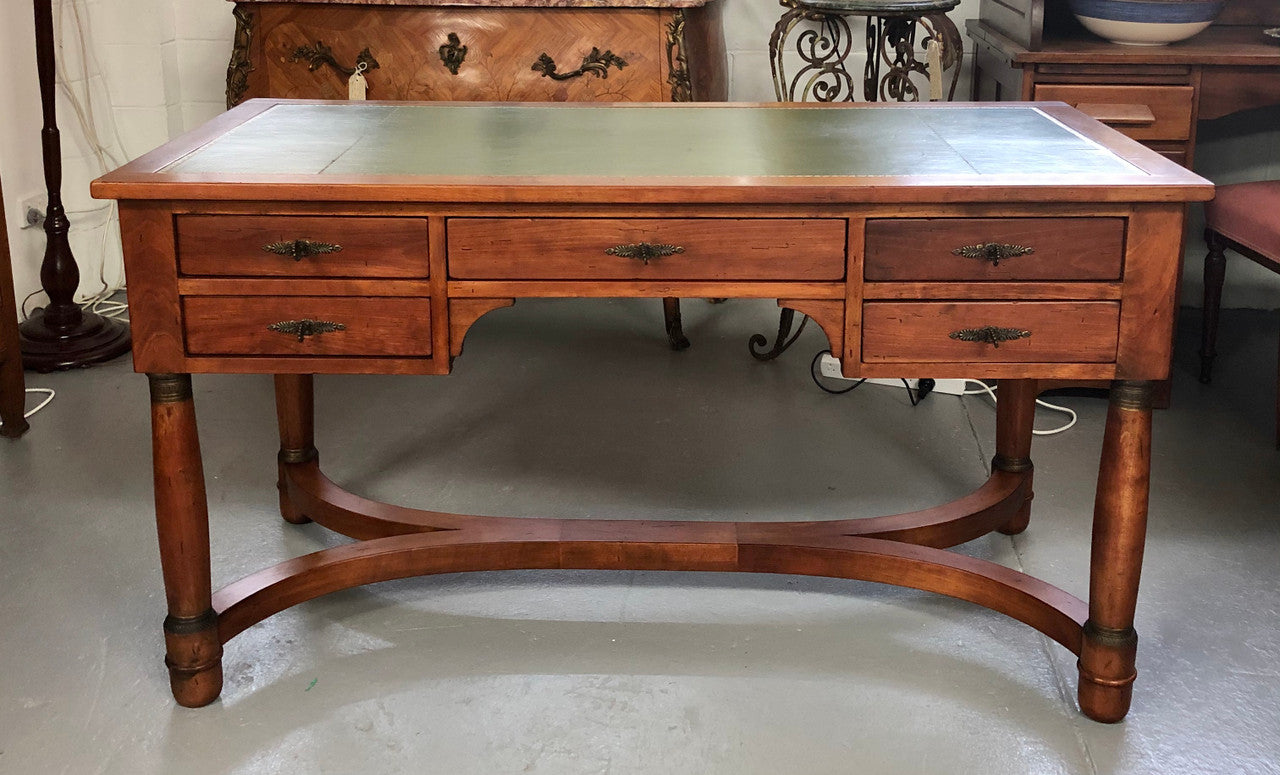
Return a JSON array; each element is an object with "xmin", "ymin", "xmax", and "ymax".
[{"xmin": 2, "ymin": 299, "xmax": 1278, "ymax": 775}]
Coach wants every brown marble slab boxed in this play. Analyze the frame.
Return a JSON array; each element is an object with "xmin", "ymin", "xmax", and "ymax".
[{"xmin": 230, "ymin": 0, "xmax": 714, "ymax": 7}]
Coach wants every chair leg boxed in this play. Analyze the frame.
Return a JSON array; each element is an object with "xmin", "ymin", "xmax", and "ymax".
[
  {"xmin": 1199, "ymin": 230, "xmax": 1228, "ymax": 384},
  {"xmin": 1275, "ymin": 320, "xmax": 1279, "ymax": 449}
]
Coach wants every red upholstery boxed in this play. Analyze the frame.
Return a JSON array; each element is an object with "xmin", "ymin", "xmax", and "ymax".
[{"xmin": 1204, "ymin": 181, "xmax": 1280, "ymax": 259}]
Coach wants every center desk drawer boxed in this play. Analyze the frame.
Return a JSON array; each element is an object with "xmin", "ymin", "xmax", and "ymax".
[
  {"xmin": 862, "ymin": 301, "xmax": 1120, "ymax": 363},
  {"xmin": 177, "ymin": 216, "xmax": 429, "ymax": 278},
  {"xmin": 447, "ymin": 218, "xmax": 847, "ymax": 280},
  {"xmin": 865, "ymin": 218, "xmax": 1125, "ymax": 281},
  {"xmin": 183, "ymin": 296, "xmax": 432, "ymax": 357}
]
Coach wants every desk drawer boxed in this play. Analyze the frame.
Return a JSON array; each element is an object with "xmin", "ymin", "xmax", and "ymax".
[
  {"xmin": 447, "ymin": 218, "xmax": 846, "ymax": 280},
  {"xmin": 1032, "ymin": 84, "xmax": 1194, "ymax": 142},
  {"xmin": 177, "ymin": 216, "xmax": 429, "ymax": 278},
  {"xmin": 865, "ymin": 218, "xmax": 1124, "ymax": 281},
  {"xmin": 862, "ymin": 301, "xmax": 1119, "ymax": 363},
  {"xmin": 183, "ymin": 296, "xmax": 432, "ymax": 356}
]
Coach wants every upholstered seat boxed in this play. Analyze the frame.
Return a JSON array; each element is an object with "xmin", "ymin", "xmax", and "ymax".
[{"xmin": 1199, "ymin": 180, "xmax": 1280, "ymax": 446}]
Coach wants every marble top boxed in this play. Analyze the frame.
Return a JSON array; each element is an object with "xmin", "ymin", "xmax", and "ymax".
[{"xmin": 162, "ymin": 103, "xmax": 1142, "ymax": 180}]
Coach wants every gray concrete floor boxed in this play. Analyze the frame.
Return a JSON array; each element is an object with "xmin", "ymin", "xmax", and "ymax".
[{"xmin": 2, "ymin": 299, "xmax": 1278, "ymax": 775}]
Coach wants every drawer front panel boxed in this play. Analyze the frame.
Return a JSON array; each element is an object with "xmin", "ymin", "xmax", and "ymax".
[
  {"xmin": 183, "ymin": 296, "xmax": 432, "ymax": 357},
  {"xmin": 862, "ymin": 301, "xmax": 1120, "ymax": 363},
  {"xmin": 865, "ymin": 218, "xmax": 1124, "ymax": 281},
  {"xmin": 177, "ymin": 216, "xmax": 429, "ymax": 278},
  {"xmin": 257, "ymin": 6, "xmax": 664, "ymax": 103},
  {"xmin": 448, "ymin": 218, "xmax": 847, "ymax": 280},
  {"xmin": 1032, "ymin": 84, "xmax": 1194, "ymax": 141}
]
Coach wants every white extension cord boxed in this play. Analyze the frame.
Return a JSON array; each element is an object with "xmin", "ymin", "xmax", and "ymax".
[{"xmin": 814, "ymin": 353, "xmax": 1077, "ymax": 435}]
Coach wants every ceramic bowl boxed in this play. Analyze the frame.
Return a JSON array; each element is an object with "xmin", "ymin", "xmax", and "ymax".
[{"xmin": 1068, "ymin": 0, "xmax": 1226, "ymax": 46}]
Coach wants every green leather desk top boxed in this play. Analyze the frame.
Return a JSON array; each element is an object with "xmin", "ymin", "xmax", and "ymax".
[{"xmin": 164, "ymin": 103, "xmax": 1137, "ymax": 178}]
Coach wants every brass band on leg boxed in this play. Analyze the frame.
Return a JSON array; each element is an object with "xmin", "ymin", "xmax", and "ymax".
[
  {"xmin": 1110, "ymin": 380, "xmax": 1155, "ymax": 411},
  {"xmin": 279, "ymin": 445, "xmax": 318, "ymax": 465},
  {"xmin": 163, "ymin": 608, "xmax": 218, "ymax": 636},
  {"xmin": 148, "ymin": 373, "xmax": 193, "ymax": 404},
  {"xmin": 1083, "ymin": 620, "xmax": 1138, "ymax": 650},
  {"xmin": 991, "ymin": 453, "xmax": 1033, "ymax": 473}
]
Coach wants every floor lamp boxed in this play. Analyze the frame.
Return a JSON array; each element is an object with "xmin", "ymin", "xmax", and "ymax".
[{"xmin": 18, "ymin": 0, "xmax": 130, "ymax": 372}]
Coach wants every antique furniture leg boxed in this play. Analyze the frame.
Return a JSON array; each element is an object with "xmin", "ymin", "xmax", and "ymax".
[
  {"xmin": 275, "ymin": 374, "xmax": 316, "ymax": 523},
  {"xmin": 1078, "ymin": 379, "xmax": 1153, "ymax": 723},
  {"xmin": 0, "ymin": 176, "xmax": 29, "ymax": 439},
  {"xmin": 993, "ymin": 378, "xmax": 1036, "ymax": 535},
  {"xmin": 17, "ymin": 0, "xmax": 130, "ymax": 372},
  {"xmin": 149, "ymin": 373, "xmax": 223, "ymax": 707},
  {"xmin": 662, "ymin": 298, "xmax": 690, "ymax": 350},
  {"xmin": 749, "ymin": 307, "xmax": 799, "ymax": 361},
  {"xmin": 1198, "ymin": 229, "xmax": 1227, "ymax": 383}
]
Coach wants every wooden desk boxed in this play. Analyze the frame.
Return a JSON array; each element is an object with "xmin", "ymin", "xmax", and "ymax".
[
  {"xmin": 92, "ymin": 100, "xmax": 1211, "ymax": 722},
  {"xmin": 967, "ymin": 0, "xmax": 1280, "ymax": 167}
]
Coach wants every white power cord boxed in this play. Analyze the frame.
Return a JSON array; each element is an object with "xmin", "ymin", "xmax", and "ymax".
[
  {"xmin": 962, "ymin": 380, "xmax": 1078, "ymax": 436},
  {"xmin": 0, "ymin": 389, "xmax": 56, "ymax": 432}
]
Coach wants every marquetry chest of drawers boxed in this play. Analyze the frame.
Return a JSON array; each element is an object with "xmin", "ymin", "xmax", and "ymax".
[{"xmin": 225, "ymin": 0, "xmax": 727, "ymax": 108}]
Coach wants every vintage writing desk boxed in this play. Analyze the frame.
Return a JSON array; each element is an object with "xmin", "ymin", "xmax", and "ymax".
[{"xmin": 91, "ymin": 100, "xmax": 1211, "ymax": 722}]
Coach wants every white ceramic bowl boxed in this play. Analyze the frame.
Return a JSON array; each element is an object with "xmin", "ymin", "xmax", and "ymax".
[{"xmin": 1068, "ymin": 0, "xmax": 1225, "ymax": 46}]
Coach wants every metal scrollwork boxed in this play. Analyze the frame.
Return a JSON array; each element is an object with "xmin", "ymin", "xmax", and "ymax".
[
  {"xmin": 605, "ymin": 243, "xmax": 685, "ymax": 264},
  {"xmin": 289, "ymin": 41, "xmax": 380, "ymax": 79},
  {"xmin": 263, "ymin": 239, "xmax": 343, "ymax": 261},
  {"xmin": 770, "ymin": 6, "xmax": 856, "ymax": 102},
  {"xmin": 952, "ymin": 242, "xmax": 1035, "ymax": 266},
  {"xmin": 225, "ymin": 6, "xmax": 255, "ymax": 109},
  {"xmin": 949, "ymin": 326, "xmax": 1032, "ymax": 347},
  {"xmin": 532, "ymin": 48, "xmax": 627, "ymax": 81},
  {"xmin": 439, "ymin": 32, "xmax": 467, "ymax": 75},
  {"xmin": 666, "ymin": 10, "xmax": 693, "ymax": 102},
  {"xmin": 268, "ymin": 319, "xmax": 348, "ymax": 342}
]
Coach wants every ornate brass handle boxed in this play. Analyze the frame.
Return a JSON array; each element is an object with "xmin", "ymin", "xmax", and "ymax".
[
  {"xmin": 532, "ymin": 48, "xmax": 627, "ymax": 81},
  {"xmin": 439, "ymin": 33, "xmax": 467, "ymax": 75},
  {"xmin": 268, "ymin": 319, "xmax": 347, "ymax": 342},
  {"xmin": 949, "ymin": 325, "xmax": 1031, "ymax": 348},
  {"xmin": 289, "ymin": 41, "xmax": 379, "ymax": 78},
  {"xmin": 951, "ymin": 243, "xmax": 1034, "ymax": 266},
  {"xmin": 263, "ymin": 239, "xmax": 343, "ymax": 261},
  {"xmin": 605, "ymin": 242, "xmax": 685, "ymax": 265}
]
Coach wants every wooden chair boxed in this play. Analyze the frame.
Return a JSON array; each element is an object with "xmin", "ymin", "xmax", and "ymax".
[
  {"xmin": 1198, "ymin": 180, "xmax": 1280, "ymax": 446},
  {"xmin": 1, "ymin": 175, "xmax": 30, "ymax": 438}
]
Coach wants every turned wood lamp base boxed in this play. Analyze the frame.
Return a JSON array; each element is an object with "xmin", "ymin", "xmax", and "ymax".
[{"xmin": 19, "ymin": 308, "xmax": 131, "ymax": 373}]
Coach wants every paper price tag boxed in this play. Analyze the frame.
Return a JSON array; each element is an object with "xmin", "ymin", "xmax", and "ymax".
[{"xmin": 349, "ymin": 64, "xmax": 368, "ymax": 101}]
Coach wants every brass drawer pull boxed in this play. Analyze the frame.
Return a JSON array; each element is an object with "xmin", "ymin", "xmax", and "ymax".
[
  {"xmin": 263, "ymin": 239, "xmax": 343, "ymax": 261},
  {"xmin": 532, "ymin": 48, "xmax": 627, "ymax": 81},
  {"xmin": 952, "ymin": 242, "xmax": 1034, "ymax": 266},
  {"xmin": 268, "ymin": 319, "xmax": 347, "ymax": 342},
  {"xmin": 439, "ymin": 32, "xmax": 467, "ymax": 75},
  {"xmin": 949, "ymin": 325, "xmax": 1031, "ymax": 347},
  {"xmin": 289, "ymin": 41, "xmax": 379, "ymax": 78},
  {"xmin": 605, "ymin": 242, "xmax": 685, "ymax": 264}
]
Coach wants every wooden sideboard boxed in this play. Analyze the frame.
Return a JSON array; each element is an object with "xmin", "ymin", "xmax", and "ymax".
[
  {"xmin": 967, "ymin": 0, "xmax": 1280, "ymax": 167},
  {"xmin": 92, "ymin": 100, "xmax": 1212, "ymax": 722},
  {"xmin": 225, "ymin": 0, "xmax": 727, "ymax": 108}
]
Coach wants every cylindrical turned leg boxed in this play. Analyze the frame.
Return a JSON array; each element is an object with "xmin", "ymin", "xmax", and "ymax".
[
  {"xmin": 993, "ymin": 379, "xmax": 1037, "ymax": 535},
  {"xmin": 149, "ymin": 373, "xmax": 222, "ymax": 707},
  {"xmin": 662, "ymin": 297, "xmax": 690, "ymax": 351},
  {"xmin": 1078, "ymin": 380, "xmax": 1153, "ymax": 723},
  {"xmin": 274, "ymin": 374, "xmax": 315, "ymax": 524},
  {"xmin": 1199, "ymin": 230, "xmax": 1227, "ymax": 384}
]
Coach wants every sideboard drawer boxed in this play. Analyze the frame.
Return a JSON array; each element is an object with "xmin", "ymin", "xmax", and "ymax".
[
  {"xmin": 865, "ymin": 217, "xmax": 1124, "ymax": 281},
  {"xmin": 861, "ymin": 301, "xmax": 1120, "ymax": 362},
  {"xmin": 183, "ymin": 296, "xmax": 432, "ymax": 357},
  {"xmin": 1032, "ymin": 84, "xmax": 1194, "ymax": 141},
  {"xmin": 447, "ymin": 218, "xmax": 846, "ymax": 280},
  {"xmin": 177, "ymin": 216, "xmax": 429, "ymax": 278}
]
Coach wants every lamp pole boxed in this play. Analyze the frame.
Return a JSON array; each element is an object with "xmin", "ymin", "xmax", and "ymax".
[{"xmin": 18, "ymin": 0, "xmax": 130, "ymax": 371}]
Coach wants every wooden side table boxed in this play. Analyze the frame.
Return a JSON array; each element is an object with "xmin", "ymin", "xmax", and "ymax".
[
  {"xmin": 225, "ymin": 0, "xmax": 726, "ymax": 350},
  {"xmin": 1, "ymin": 176, "xmax": 30, "ymax": 439}
]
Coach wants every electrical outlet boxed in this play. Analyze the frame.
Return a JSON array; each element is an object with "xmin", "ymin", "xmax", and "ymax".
[
  {"xmin": 19, "ymin": 193, "xmax": 47, "ymax": 229},
  {"xmin": 817, "ymin": 354, "xmax": 969, "ymax": 395}
]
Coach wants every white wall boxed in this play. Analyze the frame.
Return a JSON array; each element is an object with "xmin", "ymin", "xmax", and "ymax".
[{"xmin": 2, "ymin": 0, "xmax": 1278, "ymax": 317}]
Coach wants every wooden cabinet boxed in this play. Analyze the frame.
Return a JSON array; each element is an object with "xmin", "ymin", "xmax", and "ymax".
[
  {"xmin": 226, "ymin": 0, "xmax": 728, "ymax": 108},
  {"xmin": 966, "ymin": 0, "xmax": 1280, "ymax": 168}
]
